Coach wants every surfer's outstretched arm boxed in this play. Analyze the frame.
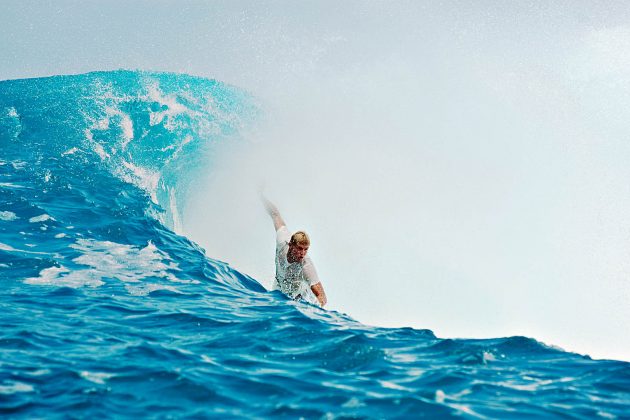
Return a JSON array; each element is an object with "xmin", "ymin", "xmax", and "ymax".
[
  {"xmin": 311, "ymin": 282, "xmax": 327, "ymax": 307},
  {"xmin": 262, "ymin": 195, "xmax": 286, "ymax": 231}
]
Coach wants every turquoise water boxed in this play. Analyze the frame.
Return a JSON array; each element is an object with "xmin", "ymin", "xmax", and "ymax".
[{"xmin": 0, "ymin": 71, "xmax": 628, "ymax": 418}]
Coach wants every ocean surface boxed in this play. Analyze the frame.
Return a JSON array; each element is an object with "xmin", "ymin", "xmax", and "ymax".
[{"xmin": 0, "ymin": 71, "xmax": 628, "ymax": 418}]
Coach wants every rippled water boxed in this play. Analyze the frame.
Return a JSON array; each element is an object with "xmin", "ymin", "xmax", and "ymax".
[{"xmin": 0, "ymin": 71, "xmax": 628, "ymax": 418}]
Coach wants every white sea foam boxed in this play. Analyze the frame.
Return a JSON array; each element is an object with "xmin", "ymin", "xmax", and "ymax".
[
  {"xmin": 449, "ymin": 404, "xmax": 486, "ymax": 419},
  {"xmin": 120, "ymin": 114, "xmax": 134, "ymax": 143},
  {"xmin": 71, "ymin": 239, "xmax": 180, "ymax": 281},
  {"xmin": 24, "ymin": 239, "xmax": 189, "ymax": 290},
  {"xmin": 25, "ymin": 265, "xmax": 105, "ymax": 288},
  {"xmin": 496, "ymin": 378, "xmax": 554, "ymax": 392},
  {"xmin": 436, "ymin": 390, "xmax": 485, "ymax": 418},
  {"xmin": 0, "ymin": 182, "xmax": 26, "ymax": 189},
  {"xmin": 24, "ymin": 369, "xmax": 51, "ymax": 377},
  {"xmin": 146, "ymin": 84, "xmax": 189, "ymax": 130},
  {"xmin": 435, "ymin": 388, "xmax": 473, "ymax": 403},
  {"xmin": 80, "ymin": 371, "xmax": 115, "ymax": 385},
  {"xmin": 341, "ymin": 397, "xmax": 365, "ymax": 408},
  {"xmin": 388, "ymin": 352, "xmax": 417, "ymax": 363},
  {"xmin": 85, "ymin": 131, "xmax": 110, "ymax": 160},
  {"xmin": 62, "ymin": 147, "xmax": 79, "ymax": 156},
  {"xmin": 435, "ymin": 389, "xmax": 447, "ymax": 403},
  {"xmin": 0, "ymin": 211, "xmax": 18, "ymax": 221},
  {"xmin": 103, "ymin": 106, "xmax": 134, "ymax": 147},
  {"xmin": 0, "ymin": 381, "xmax": 34, "ymax": 395},
  {"xmin": 7, "ymin": 107, "xmax": 18, "ymax": 118},
  {"xmin": 200, "ymin": 354, "xmax": 220, "ymax": 365},
  {"xmin": 482, "ymin": 351, "xmax": 497, "ymax": 363},
  {"xmin": 29, "ymin": 214, "xmax": 54, "ymax": 223},
  {"xmin": 378, "ymin": 380, "xmax": 410, "ymax": 391},
  {"xmin": 93, "ymin": 141, "xmax": 108, "ymax": 160},
  {"xmin": 321, "ymin": 381, "xmax": 360, "ymax": 393},
  {"xmin": 97, "ymin": 117, "xmax": 110, "ymax": 130}
]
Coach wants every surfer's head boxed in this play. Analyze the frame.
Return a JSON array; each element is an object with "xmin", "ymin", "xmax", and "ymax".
[{"xmin": 288, "ymin": 231, "xmax": 310, "ymax": 262}]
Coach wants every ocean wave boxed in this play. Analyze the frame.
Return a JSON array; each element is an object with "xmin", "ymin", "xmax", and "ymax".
[{"xmin": 0, "ymin": 71, "xmax": 628, "ymax": 418}]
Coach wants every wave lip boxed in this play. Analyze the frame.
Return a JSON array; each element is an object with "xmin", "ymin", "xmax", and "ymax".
[{"xmin": 1, "ymin": 71, "xmax": 629, "ymax": 418}]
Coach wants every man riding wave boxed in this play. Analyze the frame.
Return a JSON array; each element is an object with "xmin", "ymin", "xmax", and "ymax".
[{"xmin": 262, "ymin": 196, "xmax": 327, "ymax": 307}]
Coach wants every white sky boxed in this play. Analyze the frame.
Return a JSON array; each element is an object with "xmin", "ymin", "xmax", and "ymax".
[{"xmin": 2, "ymin": 1, "xmax": 629, "ymax": 361}]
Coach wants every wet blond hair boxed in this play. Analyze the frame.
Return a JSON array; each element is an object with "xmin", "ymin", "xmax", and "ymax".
[{"xmin": 290, "ymin": 231, "xmax": 310, "ymax": 246}]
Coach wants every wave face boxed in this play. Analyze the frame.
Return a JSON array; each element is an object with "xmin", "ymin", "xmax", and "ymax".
[{"xmin": 0, "ymin": 71, "xmax": 628, "ymax": 418}]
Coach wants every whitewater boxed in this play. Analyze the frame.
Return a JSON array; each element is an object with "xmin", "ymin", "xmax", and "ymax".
[{"xmin": 0, "ymin": 71, "xmax": 628, "ymax": 418}]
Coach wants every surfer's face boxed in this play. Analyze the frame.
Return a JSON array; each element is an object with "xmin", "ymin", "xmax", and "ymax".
[{"xmin": 288, "ymin": 242, "xmax": 309, "ymax": 262}]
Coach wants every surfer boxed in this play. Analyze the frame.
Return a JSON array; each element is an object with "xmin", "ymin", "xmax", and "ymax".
[{"xmin": 262, "ymin": 195, "xmax": 327, "ymax": 307}]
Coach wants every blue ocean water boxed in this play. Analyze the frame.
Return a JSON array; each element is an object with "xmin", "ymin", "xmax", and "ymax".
[{"xmin": 0, "ymin": 70, "xmax": 628, "ymax": 418}]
